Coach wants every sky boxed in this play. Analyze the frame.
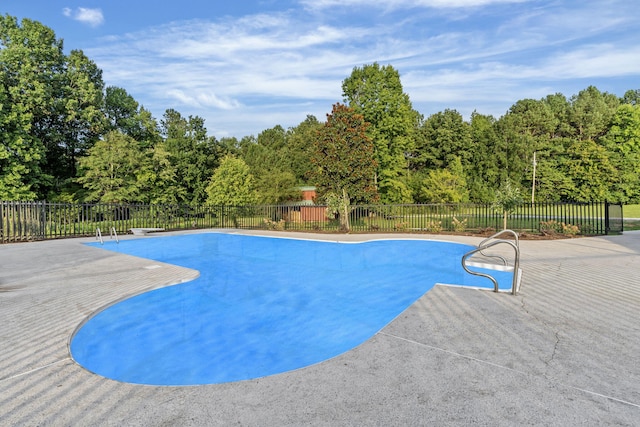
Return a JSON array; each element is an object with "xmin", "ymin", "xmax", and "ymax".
[{"xmin": 3, "ymin": 0, "xmax": 639, "ymax": 139}]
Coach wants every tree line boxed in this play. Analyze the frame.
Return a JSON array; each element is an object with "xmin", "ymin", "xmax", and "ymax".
[{"xmin": 2, "ymin": 15, "xmax": 639, "ymax": 206}]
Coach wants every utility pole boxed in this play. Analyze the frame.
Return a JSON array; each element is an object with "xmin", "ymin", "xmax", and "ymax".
[{"xmin": 531, "ymin": 151, "xmax": 537, "ymax": 204}]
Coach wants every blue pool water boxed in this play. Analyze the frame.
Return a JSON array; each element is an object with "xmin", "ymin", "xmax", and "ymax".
[{"xmin": 71, "ymin": 233, "xmax": 512, "ymax": 386}]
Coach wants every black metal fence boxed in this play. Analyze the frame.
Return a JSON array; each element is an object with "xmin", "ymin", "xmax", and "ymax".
[{"xmin": 0, "ymin": 201, "xmax": 623, "ymax": 243}]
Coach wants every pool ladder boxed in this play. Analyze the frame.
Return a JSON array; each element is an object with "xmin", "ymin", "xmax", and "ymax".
[
  {"xmin": 96, "ymin": 227, "xmax": 119, "ymax": 245},
  {"xmin": 461, "ymin": 229, "xmax": 521, "ymax": 295}
]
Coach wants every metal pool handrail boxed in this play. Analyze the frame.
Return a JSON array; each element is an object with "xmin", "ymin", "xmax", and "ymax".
[
  {"xmin": 462, "ymin": 229, "xmax": 521, "ymax": 295},
  {"xmin": 110, "ymin": 227, "xmax": 119, "ymax": 243},
  {"xmin": 96, "ymin": 227, "xmax": 119, "ymax": 244}
]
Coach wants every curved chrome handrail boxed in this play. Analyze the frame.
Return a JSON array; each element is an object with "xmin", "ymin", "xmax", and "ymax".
[
  {"xmin": 462, "ymin": 235, "xmax": 520, "ymax": 295},
  {"xmin": 480, "ymin": 229, "xmax": 519, "ymax": 247},
  {"xmin": 110, "ymin": 227, "xmax": 119, "ymax": 243},
  {"xmin": 477, "ymin": 229, "xmax": 519, "ymax": 265}
]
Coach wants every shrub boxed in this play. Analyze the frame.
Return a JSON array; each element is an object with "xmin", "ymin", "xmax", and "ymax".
[
  {"xmin": 424, "ymin": 220, "xmax": 442, "ymax": 233},
  {"xmin": 540, "ymin": 220, "xmax": 580, "ymax": 236},
  {"xmin": 451, "ymin": 216, "xmax": 467, "ymax": 232},
  {"xmin": 263, "ymin": 218, "xmax": 285, "ymax": 231},
  {"xmin": 394, "ymin": 221, "xmax": 408, "ymax": 231},
  {"xmin": 561, "ymin": 222, "xmax": 580, "ymax": 236},
  {"xmin": 540, "ymin": 220, "xmax": 561, "ymax": 235}
]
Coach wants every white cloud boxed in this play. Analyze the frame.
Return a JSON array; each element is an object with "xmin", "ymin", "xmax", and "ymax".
[
  {"xmin": 84, "ymin": 2, "xmax": 638, "ymax": 137},
  {"xmin": 540, "ymin": 45, "xmax": 640, "ymax": 79},
  {"xmin": 301, "ymin": 0, "xmax": 531, "ymax": 10},
  {"xmin": 63, "ymin": 7, "xmax": 104, "ymax": 28},
  {"xmin": 88, "ymin": 14, "xmax": 369, "ymax": 103},
  {"xmin": 166, "ymin": 89, "xmax": 241, "ymax": 110}
]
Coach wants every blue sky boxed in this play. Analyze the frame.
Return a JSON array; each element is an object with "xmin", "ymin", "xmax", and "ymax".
[{"xmin": 3, "ymin": 1, "xmax": 639, "ymax": 138}]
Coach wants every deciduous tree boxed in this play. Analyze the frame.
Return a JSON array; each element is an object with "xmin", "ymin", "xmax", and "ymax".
[
  {"xmin": 205, "ymin": 156, "xmax": 256, "ymax": 206},
  {"xmin": 419, "ymin": 157, "xmax": 469, "ymax": 204},
  {"xmin": 161, "ymin": 109, "xmax": 217, "ymax": 205},
  {"xmin": 0, "ymin": 15, "xmax": 107, "ymax": 198},
  {"xmin": 342, "ymin": 63, "xmax": 419, "ymax": 203},
  {"xmin": 603, "ymin": 104, "xmax": 640, "ymax": 203},
  {"xmin": 1, "ymin": 16, "xmax": 61, "ymax": 198},
  {"xmin": 76, "ymin": 131, "xmax": 142, "ymax": 203}
]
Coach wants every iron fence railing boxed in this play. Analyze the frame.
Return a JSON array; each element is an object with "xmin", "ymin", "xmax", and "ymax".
[{"xmin": 0, "ymin": 201, "xmax": 622, "ymax": 243}]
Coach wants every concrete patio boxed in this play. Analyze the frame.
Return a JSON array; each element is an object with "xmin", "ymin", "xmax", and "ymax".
[{"xmin": 1, "ymin": 230, "xmax": 639, "ymax": 426}]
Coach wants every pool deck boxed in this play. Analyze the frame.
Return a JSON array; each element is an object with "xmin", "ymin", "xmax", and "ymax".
[{"xmin": 1, "ymin": 230, "xmax": 639, "ymax": 426}]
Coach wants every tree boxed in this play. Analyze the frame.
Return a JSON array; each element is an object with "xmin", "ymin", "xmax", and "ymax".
[
  {"xmin": 622, "ymin": 89, "xmax": 640, "ymax": 106},
  {"xmin": 205, "ymin": 156, "xmax": 256, "ymax": 206},
  {"xmin": 561, "ymin": 138, "xmax": 616, "ymax": 202},
  {"xmin": 242, "ymin": 141, "xmax": 299, "ymax": 204},
  {"xmin": 76, "ymin": 131, "xmax": 142, "ymax": 203},
  {"xmin": 104, "ymin": 86, "xmax": 140, "ymax": 135},
  {"xmin": 569, "ymin": 86, "xmax": 619, "ymax": 141},
  {"xmin": 104, "ymin": 86, "xmax": 159, "ymax": 148},
  {"xmin": 309, "ymin": 103, "xmax": 378, "ymax": 231},
  {"xmin": 530, "ymin": 138, "xmax": 575, "ymax": 202},
  {"xmin": 342, "ymin": 63, "xmax": 420, "ymax": 203},
  {"xmin": 241, "ymin": 125, "xmax": 300, "ymax": 204},
  {"xmin": 0, "ymin": 16, "xmax": 110, "ymax": 199},
  {"xmin": 136, "ymin": 141, "xmax": 183, "ymax": 204},
  {"xmin": 543, "ymin": 93, "xmax": 573, "ymax": 138},
  {"xmin": 161, "ymin": 109, "xmax": 217, "ymax": 204},
  {"xmin": 0, "ymin": 15, "xmax": 61, "ymax": 198},
  {"xmin": 466, "ymin": 112, "xmax": 503, "ymax": 202},
  {"xmin": 412, "ymin": 109, "xmax": 472, "ymax": 171},
  {"xmin": 286, "ymin": 115, "xmax": 322, "ymax": 184},
  {"xmin": 419, "ymin": 157, "xmax": 469, "ymax": 204},
  {"xmin": 216, "ymin": 136, "xmax": 240, "ymax": 159},
  {"xmin": 0, "ymin": 75, "xmax": 42, "ymax": 200},
  {"xmin": 50, "ymin": 49, "xmax": 106, "ymax": 189},
  {"xmin": 492, "ymin": 180, "xmax": 523, "ymax": 230},
  {"xmin": 257, "ymin": 125, "xmax": 286, "ymax": 150},
  {"xmin": 496, "ymin": 99, "xmax": 556, "ymax": 187},
  {"xmin": 602, "ymin": 104, "xmax": 640, "ymax": 203}
]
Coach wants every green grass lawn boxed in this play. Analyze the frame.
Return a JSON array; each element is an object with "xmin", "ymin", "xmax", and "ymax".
[
  {"xmin": 624, "ymin": 204, "xmax": 640, "ymax": 231},
  {"xmin": 624, "ymin": 204, "xmax": 640, "ymax": 218}
]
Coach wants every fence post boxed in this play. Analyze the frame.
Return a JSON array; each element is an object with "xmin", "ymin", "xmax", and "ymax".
[
  {"xmin": 39, "ymin": 201, "xmax": 46, "ymax": 240},
  {"xmin": 604, "ymin": 201, "xmax": 624, "ymax": 235}
]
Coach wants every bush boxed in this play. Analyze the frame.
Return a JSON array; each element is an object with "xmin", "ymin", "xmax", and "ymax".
[
  {"xmin": 540, "ymin": 220, "xmax": 561, "ymax": 235},
  {"xmin": 561, "ymin": 222, "xmax": 580, "ymax": 236},
  {"xmin": 540, "ymin": 220, "xmax": 580, "ymax": 236},
  {"xmin": 262, "ymin": 218, "xmax": 285, "ymax": 231},
  {"xmin": 424, "ymin": 220, "xmax": 442, "ymax": 233},
  {"xmin": 394, "ymin": 221, "xmax": 408, "ymax": 231},
  {"xmin": 451, "ymin": 216, "xmax": 467, "ymax": 232}
]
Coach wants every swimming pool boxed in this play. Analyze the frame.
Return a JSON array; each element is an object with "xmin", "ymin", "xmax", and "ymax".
[{"xmin": 71, "ymin": 233, "xmax": 513, "ymax": 386}]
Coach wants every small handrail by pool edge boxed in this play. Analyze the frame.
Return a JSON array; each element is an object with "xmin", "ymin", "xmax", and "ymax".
[
  {"xmin": 110, "ymin": 227, "xmax": 119, "ymax": 243},
  {"xmin": 478, "ymin": 229, "xmax": 520, "ymax": 266},
  {"xmin": 96, "ymin": 227, "xmax": 103, "ymax": 245},
  {"xmin": 462, "ymin": 231, "xmax": 521, "ymax": 295},
  {"xmin": 480, "ymin": 229, "xmax": 519, "ymax": 248}
]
